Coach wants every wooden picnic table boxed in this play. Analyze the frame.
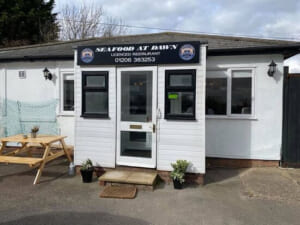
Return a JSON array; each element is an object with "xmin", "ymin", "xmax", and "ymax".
[{"xmin": 0, "ymin": 134, "xmax": 72, "ymax": 185}]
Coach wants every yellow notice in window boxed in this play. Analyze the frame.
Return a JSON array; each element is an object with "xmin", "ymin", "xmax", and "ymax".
[{"xmin": 168, "ymin": 93, "xmax": 178, "ymax": 99}]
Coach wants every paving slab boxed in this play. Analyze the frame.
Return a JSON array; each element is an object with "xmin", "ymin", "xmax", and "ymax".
[
  {"xmin": 126, "ymin": 172, "xmax": 157, "ymax": 185},
  {"xmin": 99, "ymin": 170, "xmax": 130, "ymax": 182},
  {"xmin": 99, "ymin": 170, "xmax": 157, "ymax": 185},
  {"xmin": 240, "ymin": 168, "xmax": 300, "ymax": 204}
]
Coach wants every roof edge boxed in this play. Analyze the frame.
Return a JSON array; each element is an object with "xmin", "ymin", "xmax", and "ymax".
[
  {"xmin": 72, "ymin": 40, "xmax": 208, "ymax": 49},
  {"xmin": 207, "ymin": 45, "xmax": 300, "ymax": 59},
  {"xmin": 0, "ymin": 55, "xmax": 73, "ymax": 62},
  {"xmin": 0, "ymin": 43, "xmax": 299, "ymax": 63},
  {"xmin": 1, "ymin": 31, "xmax": 299, "ymax": 52}
]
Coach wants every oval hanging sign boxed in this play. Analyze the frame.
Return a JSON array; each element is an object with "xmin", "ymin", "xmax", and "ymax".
[
  {"xmin": 80, "ymin": 48, "xmax": 94, "ymax": 63},
  {"xmin": 179, "ymin": 44, "xmax": 196, "ymax": 61}
]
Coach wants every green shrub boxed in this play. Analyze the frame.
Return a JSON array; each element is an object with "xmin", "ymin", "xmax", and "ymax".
[
  {"xmin": 31, "ymin": 126, "xmax": 39, "ymax": 133},
  {"xmin": 81, "ymin": 159, "xmax": 93, "ymax": 171},
  {"xmin": 170, "ymin": 160, "xmax": 189, "ymax": 184}
]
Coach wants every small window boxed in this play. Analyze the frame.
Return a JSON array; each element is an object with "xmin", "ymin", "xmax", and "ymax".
[
  {"xmin": 169, "ymin": 74, "xmax": 193, "ymax": 87},
  {"xmin": 63, "ymin": 74, "xmax": 74, "ymax": 112},
  {"xmin": 86, "ymin": 75, "xmax": 106, "ymax": 87},
  {"xmin": 165, "ymin": 70, "xmax": 196, "ymax": 120},
  {"xmin": 82, "ymin": 71, "xmax": 108, "ymax": 118}
]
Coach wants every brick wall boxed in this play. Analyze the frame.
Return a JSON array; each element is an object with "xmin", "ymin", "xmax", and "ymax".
[{"xmin": 206, "ymin": 157, "xmax": 279, "ymax": 168}]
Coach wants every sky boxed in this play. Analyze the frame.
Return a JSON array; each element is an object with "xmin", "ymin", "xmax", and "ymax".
[{"xmin": 54, "ymin": 0, "xmax": 300, "ymax": 72}]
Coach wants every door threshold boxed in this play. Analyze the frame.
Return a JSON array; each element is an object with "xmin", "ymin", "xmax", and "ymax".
[{"xmin": 116, "ymin": 165, "xmax": 157, "ymax": 172}]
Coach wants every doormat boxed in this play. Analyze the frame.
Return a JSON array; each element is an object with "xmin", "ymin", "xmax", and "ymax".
[{"xmin": 100, "ymin": 186, "xmax": 137, "ymax": 199}]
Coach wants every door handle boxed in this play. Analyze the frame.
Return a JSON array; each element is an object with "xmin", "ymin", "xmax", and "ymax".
[{"xmin": 153, "ymin": 124, "xmax": 156, "ymax": 133}]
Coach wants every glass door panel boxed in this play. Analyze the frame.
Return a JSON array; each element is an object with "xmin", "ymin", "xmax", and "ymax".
[
  {"xmin": 121, "ymin": 131, "xmax": 152, "ymax": 158},
  {"xmin": 121, "ymin": 71, "xmax": 152, "ymax": 122}
]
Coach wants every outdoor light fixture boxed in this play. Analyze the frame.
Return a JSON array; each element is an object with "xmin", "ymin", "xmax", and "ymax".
[
  {"xmin": 43, "ymin": 67, "xmax": 52, "ymax": 80},
  {"xmin": 268, "ymin": 60, "xmax": 277, "ymax": 77}
]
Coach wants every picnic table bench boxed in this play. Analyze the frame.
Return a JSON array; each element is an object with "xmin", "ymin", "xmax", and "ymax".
[{"xmin": 0, "ymin": 134, "xmax": 73, "ymax": 185}]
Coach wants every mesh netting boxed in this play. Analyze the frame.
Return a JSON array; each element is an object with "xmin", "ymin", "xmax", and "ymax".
[{"xmin": 0, "ymin": 99, "xmax": 58, "ymax": 138}]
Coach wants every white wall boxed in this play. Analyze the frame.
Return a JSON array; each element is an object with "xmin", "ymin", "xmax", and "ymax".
[
  {"xmin": 0, "ymin": 61, "xmax": 75, "ymax": 145},
  {"xmin": 0, "ymin": 52, "xmax": 284, "ymax": 167},
  {"xmin": 206, "ymin": 54, "xmax": 284, "ymax": 160},
  {"xmin": 74, "ymin": 46, "xmax": 207, "ymax": 174},
  {"xmin": 157, "ymin": 46, "xmax": 207, "ymax": 174},
  {"xmin": 0, "ymin": 68, "xmax": 6, "ymax": 100},
  {"xmin": 73, "ymin": 55, "xmax": 116, "ymax": 167},
  {"xmin": 284, "ymin": 53, "xmax": 300, "ymax": 73},
  {"xmin": 0, "ymin": 68, "xmax": 6, "ymax": 137}
]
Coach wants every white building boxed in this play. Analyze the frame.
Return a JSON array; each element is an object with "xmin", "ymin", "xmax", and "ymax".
[{"xmin": 1, "ymin": 32, "xmax": 299, "ymax": 183}]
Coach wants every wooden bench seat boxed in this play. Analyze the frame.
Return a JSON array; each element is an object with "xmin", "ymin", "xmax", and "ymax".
[
  {"xmin": 0, "ymin": 134, "xmax": 72, "ymax": 185},
  {"xmin": 27, "ymin": 143, "xmax": 74, "ymax": 152},
  {"xmin": 0, "ymin": 156, "xmax": 43, "ymax": 166}
]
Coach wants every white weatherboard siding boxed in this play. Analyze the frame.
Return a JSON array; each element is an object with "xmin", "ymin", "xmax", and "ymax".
[
  {"xmin": 74, "ymin": 64, "xmax": 116, "ymax": 167},
  {"xmin": 206, "ymin": 54, "xmax": 284, "ymax": 160},
  {"xmin": 74, "ymin": 46, "xmax": 206, "ymax": 173},
  {"xmin": 157, "ymin": 46, "xmax": 207, "ymax": 174},
  {"xmin": 0, "ymin": 68, "xmax": 6, "ymax": 137},
  {"xmin": 0, "ymin": 68, "xmax": 5, "ymax": 101},
  {"xmin": 57, "ymin": 116, "xmax": 75, "ymax": 145},
  {"xmin": 0, "ymin": 51, "xmax": 284, "ymax": 168},
  {"xmin": 0, "ymin": 61, "xmax": 75, "ymax": 145}
]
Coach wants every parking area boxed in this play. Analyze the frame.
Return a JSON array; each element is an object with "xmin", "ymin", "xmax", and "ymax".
[{"xmin": 0, "ymin": 158, "xmax": 299, "ymax": 225}]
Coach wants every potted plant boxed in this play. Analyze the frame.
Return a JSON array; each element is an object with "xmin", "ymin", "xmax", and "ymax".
[
  {"xmin": 170, "ymin": 160, "xmax": 189, "ymax": 189},
  {"xmin": 31, "ymin": 126, "xmax": 39, "ymax": 138},
  {"xmin": 80, "ymin": 159, "xmax": 94, "ymax": 183}
]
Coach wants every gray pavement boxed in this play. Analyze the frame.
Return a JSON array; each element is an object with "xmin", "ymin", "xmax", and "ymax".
[{"xmin": 0, "ymin": 158, "xmax": 299, "ymax": 225}]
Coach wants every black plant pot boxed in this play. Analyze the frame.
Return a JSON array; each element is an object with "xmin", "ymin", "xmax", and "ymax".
[
  {"xmin": 173, "ymin": 179, "xmax": 183, "ymax": 189},
  {"xmin": 80, "ymin": 168, "xmax": 94, "ymax": 183}
]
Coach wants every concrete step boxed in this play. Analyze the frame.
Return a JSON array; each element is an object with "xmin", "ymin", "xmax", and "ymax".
[{"xmin": 99, "ymin": 170, "xmax": 158, "ymax": 190}]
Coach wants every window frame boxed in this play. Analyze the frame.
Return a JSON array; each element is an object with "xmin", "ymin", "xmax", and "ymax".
[
  {"xmin": 165, "ymin": 69, "xmax": 196, "ymax": 120},
  {"xmin": 60, "ymin": 71, "xmax": 74, "ymax": 116},
  {"xmin": 206, "ymin": 68, "xmax": 255, "ymax": 119},
  {"xmin": 81, "ymin": 71, "xmax": 109, "ymax": 118}
]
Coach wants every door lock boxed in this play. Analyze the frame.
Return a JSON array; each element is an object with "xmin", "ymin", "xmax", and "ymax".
[{"xmin": 153, "ymin": 124, "xmax": 156, "ymax": 133}]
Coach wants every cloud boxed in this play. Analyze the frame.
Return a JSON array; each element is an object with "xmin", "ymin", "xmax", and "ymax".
[
  {"xmin": 54, "ymin": 0, "xmax": 300, "ymax": 40},
  {"xmin": 54, "ymin": 0, "xmax": 300, "ymax": 71}
]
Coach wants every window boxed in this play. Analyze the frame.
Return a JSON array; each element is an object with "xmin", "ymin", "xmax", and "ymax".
[
  {"xmin": 231, "ymin": 71, "xmax": 252, "ymax": 115},
  {"xmin": 62, "ymin": 74, "xmax": 74, "ymax": 112},
  {"xmin": 82, "ymin": 71, "xmax": 108, "ymax": 118},
  {"xmin": 60, "ymin": 73, "xmax": 74, "ymax": 114},
  {"xmin": 206, "ymin": 69, "xmax": 253, "ymax": 117},
  {"xmin": 165, "ymin": 70, "xmax": 196, "ymax": 120},
  {"xmin": 206, "ymin": 78, "xmax": 227, "ymax": 115}
]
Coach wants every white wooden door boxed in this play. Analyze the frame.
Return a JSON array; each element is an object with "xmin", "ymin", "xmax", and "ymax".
[{"xmin": 116, "ymin": 67, "xmax": 157, "ymax": 168}]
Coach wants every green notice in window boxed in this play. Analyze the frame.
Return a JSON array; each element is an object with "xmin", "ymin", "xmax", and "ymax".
[{"xmin": 168, "ymin": 93, "xmax": 178, "ymax": 99}]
